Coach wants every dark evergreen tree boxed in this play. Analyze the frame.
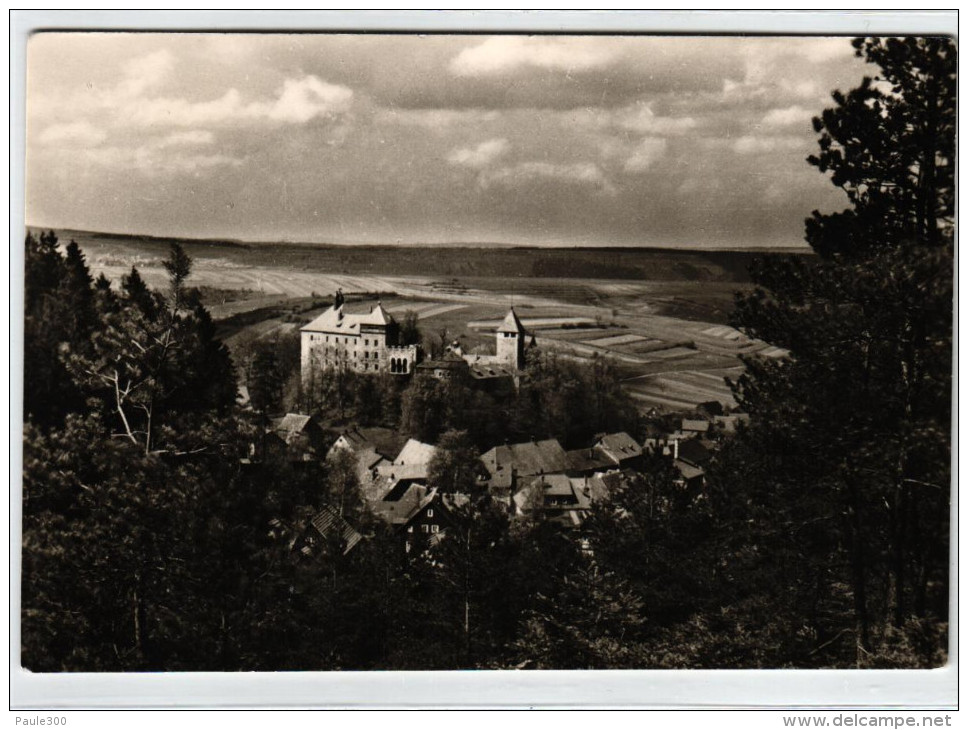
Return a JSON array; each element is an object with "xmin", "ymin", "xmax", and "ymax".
[{"xmin": 726, "ymin": 36, "xmax": 953, "ymax": 666}]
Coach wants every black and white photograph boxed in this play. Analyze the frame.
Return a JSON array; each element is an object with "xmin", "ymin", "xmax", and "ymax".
[{"xmin": 16, "ymin": 20, "xmax": 954, "ymax": 688}]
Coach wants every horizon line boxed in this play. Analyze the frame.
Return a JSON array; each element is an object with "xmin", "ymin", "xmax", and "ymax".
[{"xmin": 24, "ymin": 223, "xmax": 815, "ymax": 253}]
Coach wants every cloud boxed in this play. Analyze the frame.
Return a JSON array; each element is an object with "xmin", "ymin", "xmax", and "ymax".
[
  {"xmin": 119, "ymin": 49, "xmax": 175, "ymax": 97},
  {"xmin": 732, "ymin": 135, "xmax": 804, "ymax": 155},
  {"xmin": 156, "ymin": 130, "xmax": 215, "ymax": 147},
  {"xmin": 616, "ymin": 104, "xmax": 699, "ymax": 136},
  {"xmin": 480, "ymin": 161, "xmax": 614, "ymax": 194},
  {"xmin": 450, "ymin": 36, "xmax": 613, "ymax": 76},
  {"xmin": 376, "ymin": 108, "xmax": 500, "ymax": 130},
  {"xmin": 82, "ymin": 144, "xmax": 241, "ymax": 176},
  {"xmin": 125, "ymin": 75, "xmax": 353, "ymax": 128},
  {"xmin": 264, "ymin": 76, "xmax": 354, "ymax": 123},
  {"xmin": 762, "ymin": 105, "xmax": 813, "ymax": 128},
  {"xmin": 624, "ymin": 138, "xmax": 668, "ymax": 173},
  {"xmin": 447, "ymin": 138, "xmax": 510, "ymax": 168},
  {"xmin": 37, "ymin": 121, "xmax": 106, "ymax": 147}
]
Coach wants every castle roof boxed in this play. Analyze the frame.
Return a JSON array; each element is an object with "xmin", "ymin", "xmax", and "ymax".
[
  {"xmin": 497, "ymin": 308, "xmax": 526, "ymax": 335},
  {"xmin": 301, "ymin": 303, "xmax": 390, "ymax": 335},
  {"xmin": 358, "ymin": 302, "xmax": 391, "ymax": 326}
]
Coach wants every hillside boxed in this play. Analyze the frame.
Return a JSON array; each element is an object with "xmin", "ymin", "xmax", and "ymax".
[{"xmin": 28, "ymin": 227, "xmax": 811, "ymax": 285}]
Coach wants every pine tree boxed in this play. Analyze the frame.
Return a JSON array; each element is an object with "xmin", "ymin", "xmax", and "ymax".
[{"xmin": 727, "ymin": 36, "xmax": 953, "ymax": 666}]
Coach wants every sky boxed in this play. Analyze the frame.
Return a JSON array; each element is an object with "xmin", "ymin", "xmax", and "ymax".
[{"xmin": 25, "ymin": 33, "xmax": 871, "ymax": 249}]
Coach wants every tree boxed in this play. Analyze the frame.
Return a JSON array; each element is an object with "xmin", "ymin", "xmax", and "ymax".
[
  {"xmin": 66, "ymin": 243, "xmax": 236, "ymax": 454},
  {"xmin": 727, "ymin": 36, "xmax": 953, "ymax": 666},
  {"xmin": 323, "ymin": 447, "xmax": 364, "ymax": 521},
  {"xmin": 399, "ymin": 377, "xmax": 446, "ymax": 442},
  {"xmin": 246, "ymin": 345, "xmax": 285, "ymax": 416},
  {"xmin": 427, "ymin": 429, "xmax": 480, "ymax": 494},
  {"xmin": 398, "ymin": 309, "xmax": 422, "ymax": 346}
]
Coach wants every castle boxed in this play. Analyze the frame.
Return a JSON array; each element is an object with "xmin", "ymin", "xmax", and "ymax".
[{"xmin": 300, "ymin": 301, "xmax": 527, "ymax": 388}]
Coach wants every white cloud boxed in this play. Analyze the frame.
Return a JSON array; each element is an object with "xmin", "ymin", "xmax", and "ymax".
[
  {"xmin": 377, "ymin": 108, "xmax": 500, "ymax": 130},
  {"xmin": 82, "ymin": 144, "xmax": 241, "ymax": 176},
  {"xmin": 732, "ymin": 135, "xmax": 804, "ymax": 155},
  {"xmin": 624, "ymin": 137, "xmax": 668, "ymax": 173},
  {"xmin": 617, "ymin": 105, "xmax": 698, "ymax": 136},
  {"xmin": 119, "ymin": 49, "xmax": 175, "ymax": 97},
  {"xmin": 447, "ymin": 138, "xmax": 510, "ymax": 168},
  {"xmin": 480, "ymin": 161, "xmax": 615, "ymax": 194},
  {"xmin": 762, "ymin": 105, "xmax": 813, "ymax": 128},
  {"xmin": 451, "ymin": 36, "xmax": 613, "ymax": 76},
  {"xmin": 37, "ymin": 121, "xmax": 106, "ymax": 147},
  {"xmin": 156, "ymin": 130, "xmax": 215, "ymax": 147},
  {"xmin": 264, "ymin": 76, "xmax": 354, "ymax": 124},
  {"xmin": 124, "ymin": 75, "xmax": 353, "ymax": 128}
]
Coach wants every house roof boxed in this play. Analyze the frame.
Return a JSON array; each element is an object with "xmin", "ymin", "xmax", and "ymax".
[
  {"xmin": 357, "ymin": 447, "xmax": 385, "ymax": 472},
  {"xmin": 565, "ymin": 447, "xmax": 616, "ymax": 473},
  {"xmin": 333, "ymin": 426, "xmax": 408, "ymax": 461},
  {"xmin": 417, "ymin": 358, "xmax": 469, "ymax": 371},
  {"xmin": 675, "ymin": 460, "xmax": 705, "ymax": 481},
  {"xmin": 681, "ymin": 419, "xmax": 710, "ymax": 433},
  {"xmin": 370, "ymin": 484, "xmax": 429, "ymax": 525},
  {"xmin": 394, "ymin": 439, "xmax": 437, "ymax": 468},
  {"xmin": 272, "ymin": 413, "xmax": 315, "ymax": 436},
  {"xmin": 677, "ymin": 438, "xmax": 712, "ymax": 466},
  {"xmin": 468, "ymin": 364, "xmax": 514, "ymax": 380},
  {"xmin": 532, "ymin": 473, "xmax": 574, "ymax": 498},
  {"xmin": 596, "ymin": 432, "xmax": 643, "ymax": 461},
  {"xmin": 713, "ymin": 413, "xmax": 750, "ymax": 433},
  {"xmin": 376, "ymin": 462, "xmax": 429, "ymax": 485},
  {"xmin": 480, "ymin": 438, "xmax": 569, "ymax": 481},
  {"xmin": 301, "ymin": 303, "xmax": 390, "ymax": 335},
  {"xmin": 497, "ymin": 308, "xmax": 526, "ymax": 335},
  {"xmin": 310, "ymin": 506, "xmax": 363, "ymax": 555}
]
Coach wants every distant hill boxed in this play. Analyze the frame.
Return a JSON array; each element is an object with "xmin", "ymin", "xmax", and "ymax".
[{"xmin": 27, "ymin": 227, "xmax": 813, "ymax": 284}]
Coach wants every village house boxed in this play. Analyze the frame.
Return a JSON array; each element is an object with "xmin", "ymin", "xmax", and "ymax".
[
  {"xmin": 257, "ymin": 413, "xmax": 326, "ymax": 463},
  {"xmin": 478, "ymin": 437, "xmax": 571, "ymax": 502},
  {"xmin": 295, "ymin": 505, "xmax": 364, "ymax": 559},
  {"xmin": 565, "ymin": 431, "xmax": 645, "ymax": 476},
  {"xmin": 370, "ymin": 438, "xmax": 437, "ymax": 501},
  {"xmin": 513, "ymin": 471, "xmax": 625, "ymax": 528},
  {"xmin": 368, "ymin": 484, "xmax": 468, "ymax": 555}
]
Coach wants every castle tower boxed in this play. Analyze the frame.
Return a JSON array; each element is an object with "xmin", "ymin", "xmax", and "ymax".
[{"xmin": 496, "ymin": 308, "xmax": 526, "ymax": 370}]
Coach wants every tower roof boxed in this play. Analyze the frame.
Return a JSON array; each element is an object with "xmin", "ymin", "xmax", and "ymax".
[{"xmin": 497, "ymin": 308, "xmax": 526, "ymax": 335}]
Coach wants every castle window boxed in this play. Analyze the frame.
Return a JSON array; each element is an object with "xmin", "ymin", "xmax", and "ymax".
[
  {"xmin": 431, "ymin": 525, "xmax": 440, "ymax": 534},
  {"xmin": 427, "ymin": 509, "xmax": 433, "ymax": 518}
]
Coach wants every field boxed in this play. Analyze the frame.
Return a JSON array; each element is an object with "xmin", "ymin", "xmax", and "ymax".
[{"xmin": 50, "ymin": 228, "xmax": 796, "ymax": 413}]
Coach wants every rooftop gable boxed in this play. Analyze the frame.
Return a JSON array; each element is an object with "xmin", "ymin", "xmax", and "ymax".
[
  {"xmin": 497, "ymin": 308, "xmax": 526, "ymax": 335},
  {"xmin": 301, "ymin": 302, "xmax": 391, "ymax": 335},
  {"xmin": 394, "ymin": 439, "xmax": 437, "ymax": 468},
  {"xmin": 595, "ymin": 432, "xmax": 643, "ymax": 460}
]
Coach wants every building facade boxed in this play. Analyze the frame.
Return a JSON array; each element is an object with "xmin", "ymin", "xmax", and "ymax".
[{"xmin": 300, "ymin": 302, "xmax": 418, "ymax": 387}]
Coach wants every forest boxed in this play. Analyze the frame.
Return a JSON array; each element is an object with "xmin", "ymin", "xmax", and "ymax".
[{"xmin": 20, "ymin": 37, "xmax": 952, "ymax": 671}]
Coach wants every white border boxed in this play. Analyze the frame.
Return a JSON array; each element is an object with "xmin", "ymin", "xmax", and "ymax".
[{"xmin": 9, "ymin": 10, "xmax": 959, "ymax": 710}]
